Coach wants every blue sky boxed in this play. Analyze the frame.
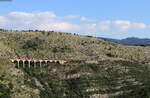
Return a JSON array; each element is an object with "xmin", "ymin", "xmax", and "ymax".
[{"xmin": 0, "ymin": 0, "xmax": 150, "ymax": 39}]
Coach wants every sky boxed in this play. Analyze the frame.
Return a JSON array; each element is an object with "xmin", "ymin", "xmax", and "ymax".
[{"xmin": 0, "ymin": 0, "xmax": 150, "ymax": 39}]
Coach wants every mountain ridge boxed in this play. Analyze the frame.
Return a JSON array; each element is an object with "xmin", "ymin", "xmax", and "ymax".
[{"xmin": 101, "ymin": 37, "xmax": 150, "ymax": 46}]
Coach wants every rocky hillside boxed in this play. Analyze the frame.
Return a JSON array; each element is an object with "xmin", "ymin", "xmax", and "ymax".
[
  {"xmin": 1, "ymin": 59, "xmax": 150, "ymax": 98},
  {"xmin": 0, "ymin": 30, "xmax": 150, "ymax": 63},
  {"xmin": 0, "ymin": 30, "xmax": 150, "ymax": 98}
]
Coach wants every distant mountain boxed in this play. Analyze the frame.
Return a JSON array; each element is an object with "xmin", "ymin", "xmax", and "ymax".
[{"xmin": 102, "ymin": 37, "xmax": 150, "ymax": 46}]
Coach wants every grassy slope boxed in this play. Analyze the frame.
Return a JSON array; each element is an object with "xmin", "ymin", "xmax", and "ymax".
[
  {"xmin": 0, "ymin": 30, "xmax": 150, "ymax": 63},
  {"xmin": 0, "ymin": 30, "xmax": 150, "ymax": 98}
]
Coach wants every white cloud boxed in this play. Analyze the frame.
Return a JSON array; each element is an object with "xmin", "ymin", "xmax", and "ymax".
[
  {"xmin": 9, "ymin": 12, "xmax": 35, "ymax": 19},
  {"xmin": 80, "ymin": 16, "xmax": 95, "ymax": 22},
  {"xmin": 115, "ymin": 20, "xmax": 131, "ymax": 25},
  {"xmin": 64, "ymin": 15, "xmax": 79, "ymax": 19},
  {"xmin": 112, "ymin": 20, "xmax": 149, "ymax": 31},
  {"xmin": 9, "ymin": 11, "xmax": 56, "ymax": 19},
  {"xmin": 0, "ymin": 11, "xmax": 150, "ymax": 33},
  {"xmin": 113, "ymin": 20, "xmax": 131, "ymax": 31},
  {"xmin": 64, "ymin": 15, "xmax": 95, "ymax": 22},
  {"xmin": 36, "ymin": 11, "xmax": 56, "ymax": 18},
  {"xmin": 0, "ymin": 16, "xmax": 9, "ymax": 26},
  {"xmin": 96, "ymin": 20, "xmax": 150, "ymax": 32},
  {"xmin": 37, "ymin": 22, "xmax": 79, "ymax": 31},
  {"xmin": 132, "ymin": 23, "xmax": 147, "ymax": 29},
  {"xmin": 97, "ymin": 21, "xmax": 111, "ymax": 31}
]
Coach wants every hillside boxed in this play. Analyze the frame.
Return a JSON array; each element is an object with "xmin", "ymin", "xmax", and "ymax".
[
  {"xmin": 0, "ymin": 30, "xmax": 150, "ymax": 63},
  {"xmin": 0, "ymin": 30, "xmax": 150, "ymax": 98}
]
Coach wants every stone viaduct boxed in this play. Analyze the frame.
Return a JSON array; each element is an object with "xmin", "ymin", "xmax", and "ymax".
[{"xmin": 11, "ymin": 58, "xmax": 67, "ymax": 68}]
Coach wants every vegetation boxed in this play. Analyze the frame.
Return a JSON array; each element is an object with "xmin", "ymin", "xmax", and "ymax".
[
  {"xmin": 0, "ymin": 30, "xmax": 150, "ymax": 62},
  {"xmin": 0, "ymin": 30, "xmax": 150, "ymax": 98},
  {"xmin": 1, "ymin": 60, "xmax": 149, "ymax": 98}
]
